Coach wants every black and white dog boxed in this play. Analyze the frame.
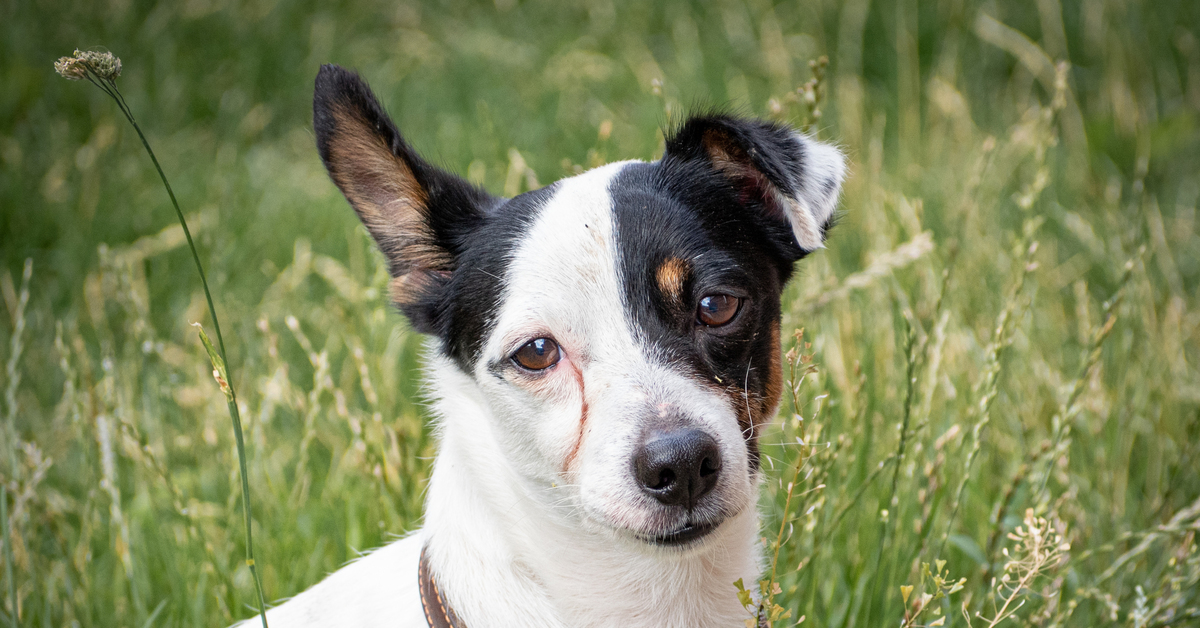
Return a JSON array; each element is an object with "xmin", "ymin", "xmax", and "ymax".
[{"xmin": 251, "ymin": 65, "xmax": 844, "ymax": 628}]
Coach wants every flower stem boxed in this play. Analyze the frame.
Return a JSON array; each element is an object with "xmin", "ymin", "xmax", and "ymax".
[
  {"xmin": 2, "ymin": 485, "xmax": 14, "ymax": 628},
  {"xmin": 85, "ymin": 70, "xmax": 268, "ymax": 627}
]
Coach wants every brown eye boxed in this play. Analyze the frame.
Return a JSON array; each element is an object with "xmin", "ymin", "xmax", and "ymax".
[
  {"xmin": 697, "ymin": 295, "xmax": 741, "ymax": 327},
  {"xmin": 512, "ymin": 338, "xmax": 561, "ymax": 371}
]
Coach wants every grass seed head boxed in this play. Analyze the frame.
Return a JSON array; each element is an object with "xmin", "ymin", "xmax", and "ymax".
[
  {"xmin": 54, "ymin": 55, "xmax": 87, "ymax": 80},
  {"xmin": 56, "ymin": 49, "xmax": 123, "ymax": 81}
]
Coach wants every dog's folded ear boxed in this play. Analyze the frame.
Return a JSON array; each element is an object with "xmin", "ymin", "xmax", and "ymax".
[
  {"xmin": 313, "ymin": 64, "xmax": 493, "ymax": 334},
  {"xmin": 663, "ymin": 115, "xmax": 846, "ymax": 258}
]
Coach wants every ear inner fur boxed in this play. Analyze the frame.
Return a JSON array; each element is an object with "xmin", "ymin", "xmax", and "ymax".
[
  {"xmin": 314, "ymin": 64, "xmax": 502, "ymax": 346},
  {"xmin": 324, "ymin": 102, "xmax": 452, "ymax": 305}
]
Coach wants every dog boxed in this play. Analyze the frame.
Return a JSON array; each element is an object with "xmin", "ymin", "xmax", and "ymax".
[{"xmin": 247, "ymin": 64, "xmax": 844, "ymax": 628}]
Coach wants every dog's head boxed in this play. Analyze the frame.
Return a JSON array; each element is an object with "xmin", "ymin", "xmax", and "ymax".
[{"xmin": 314, "ymin": 65, "xmax": 844, "ymax": 550}]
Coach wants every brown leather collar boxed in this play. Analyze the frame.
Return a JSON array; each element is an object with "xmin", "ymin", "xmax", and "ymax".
[{"xmin": 419, "ymin": 544, "xmax": 467, "ymax": 628}]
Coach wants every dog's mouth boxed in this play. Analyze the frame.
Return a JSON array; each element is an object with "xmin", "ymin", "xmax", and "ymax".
[{"xmin": 642, "ymin": 520, "xmax": 719, "ymax": 546}]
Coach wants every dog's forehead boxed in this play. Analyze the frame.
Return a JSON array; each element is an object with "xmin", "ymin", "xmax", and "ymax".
[{"xmin": 483, "ymin": 160, "xmax": 641, "ymax": 363}]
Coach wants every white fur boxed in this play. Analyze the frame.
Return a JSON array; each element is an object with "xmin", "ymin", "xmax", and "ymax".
[
  {"xmin": 782, "ymin": 134, "xmax": 846, "ymax": 252},
  {"xmin": 249, "ymin": 534, "xmax": 427, "ymax": 626},
  {"xmin": 245, "ymin": 162, "xmax": 771, "ymax": 628}
]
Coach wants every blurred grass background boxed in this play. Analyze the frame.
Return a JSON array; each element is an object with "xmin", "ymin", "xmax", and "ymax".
[{"xmin": 3, "ymin": 0, "xmax": 1200, "ymax": 626}]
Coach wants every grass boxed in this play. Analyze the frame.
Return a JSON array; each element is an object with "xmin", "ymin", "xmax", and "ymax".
[
  {"xmin": 55, "ymin": 49, "xmax": 268, "ymax": 625},
  {"xmin": 3, "ymin": 0, "xmax": 1200, "ymax": 626}
]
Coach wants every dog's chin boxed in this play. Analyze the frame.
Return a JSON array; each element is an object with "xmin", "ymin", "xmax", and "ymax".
[
  {"xmin": 637, "ymin": 520, "xmax": 722, "ymax": 548},
  {"xmin": 582, "ymin": 505, "xmax": 743, "ymax": 553},
  {"xmin": 578, "ymin": 481, "xmax": 754, "ymax": 553}
]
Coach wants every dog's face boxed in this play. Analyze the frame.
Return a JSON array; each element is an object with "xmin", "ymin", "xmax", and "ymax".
[{"xmin": 314, "ymin": 66, "xmax": 843, "ymax": 550}]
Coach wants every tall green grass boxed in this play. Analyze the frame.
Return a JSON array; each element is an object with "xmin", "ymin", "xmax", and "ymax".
[{"xmin": 2, "ymin": 0, "xmax": 1199, "ymax": 626}]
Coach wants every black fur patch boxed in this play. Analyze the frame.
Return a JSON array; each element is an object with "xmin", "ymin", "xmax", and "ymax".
[
  {"xmin": 608, "ymin": 114, "xmax": 832, "ymax": 469},
  {"xmin": 664, "ymin": 114, "xmax": 832, "ymax": 253}
]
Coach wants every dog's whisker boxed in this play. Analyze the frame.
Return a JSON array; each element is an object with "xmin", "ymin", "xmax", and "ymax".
[{"xmin": 743, "ymin": 357, "xmax": 754, "ymax": 435}]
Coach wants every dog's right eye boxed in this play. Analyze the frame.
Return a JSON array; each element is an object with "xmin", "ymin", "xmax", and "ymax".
[
  {"xmin": 696, "ymin": 294, "xmax": 741, "ymax": 327},
  {"xmin": 511, "ymin": 338, "xmax": 561, "ymax": 371}
]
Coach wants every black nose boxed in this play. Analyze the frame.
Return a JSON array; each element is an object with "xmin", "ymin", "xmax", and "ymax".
[{"xmin": 634, "ymin": 428, "xmax": 721, "ymax": 509}]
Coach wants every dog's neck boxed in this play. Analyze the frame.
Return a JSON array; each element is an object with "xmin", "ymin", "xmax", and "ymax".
[{"xmin": 420, "ymin": 355, "xmax": 762, "ymax": 628}]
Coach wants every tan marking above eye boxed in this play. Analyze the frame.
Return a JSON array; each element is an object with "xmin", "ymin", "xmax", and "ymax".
[
  {"xmin": 512, "ymin": 338, "xmax": 561, "ymax": 371},
  {"xmin": 656, "ymin": 257, "xmax": 689, "ymax": 306},
  {"xmin": 697, "ymin": 294, "xmax": 741, "ymax": 327}
]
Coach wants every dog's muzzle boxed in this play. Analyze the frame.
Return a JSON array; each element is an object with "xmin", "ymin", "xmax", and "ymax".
[
  {"xmin": 631, "ymin": 426, "xmax": 724, "ymax": 546},
  {"xmin": 634, "ymin": 427, "xmax": 721, "ymax": 509}
]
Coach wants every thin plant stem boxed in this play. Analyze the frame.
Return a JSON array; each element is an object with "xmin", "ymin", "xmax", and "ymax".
[
  {"xmin": 863, "ymin": 321, "xmax": 919, "ymax": 627},
  {"xmin": 813, "ymin": 452, "xmax": 898, "ymax": 551},
  {"xmin": 886, "ymin": 321, "xmax": 920, "ymax": 525},
  {"xmin": 936, "ymin": 235, "xmax": 1039, "ymax": 560},
  {"xmin": 1031, "ymin": 257, "xmax": 1134, "ymax": 501},
  {"xmin": 762, "ymin": 444, "xmax": 806, "ymax": 624},
  {"xmin": 69, "ymin": 61, "xmax": 268, "ymax": 627},
  {"xmin": 977, "ymin": 256, "xmax": 1132, "ymax": 588},
  {"xmin": 2, "ymin": 259, "xmax": 31, "ymax": 628},
  {"xmin": 755, "ymin": 332, "xmax": 819, "ymax": 627},
  {"xmin": 1, "ymin": 486, "xmax": 13, "ymax": 628}
]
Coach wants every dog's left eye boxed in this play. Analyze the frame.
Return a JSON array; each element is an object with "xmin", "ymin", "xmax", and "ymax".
[
  {"xmin": 512, "ymin": 338, "xmax": 561, "ymax": 371},
  {"xmin": 697, "ymin": 294, "xmax": 741, "ymax": 327}
]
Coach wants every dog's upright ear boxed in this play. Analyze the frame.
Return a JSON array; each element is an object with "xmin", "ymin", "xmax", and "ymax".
[
  {"xmin": 663, "ymin": 115, "xmax": 846, "ymax": 258},
  {"xmin": 313, "ymin": 65, "xmax": 494, "ymax": 334}
]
